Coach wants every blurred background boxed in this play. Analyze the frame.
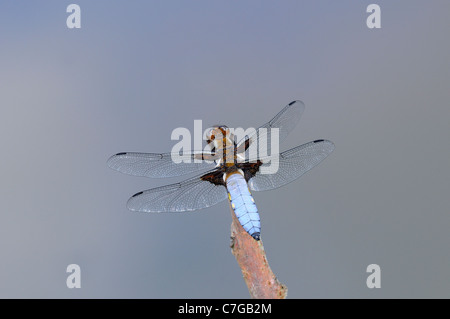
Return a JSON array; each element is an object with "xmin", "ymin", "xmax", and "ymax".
[{"xmin": 0, "ymin": 1, "xmax": 449, "ymax": 298}]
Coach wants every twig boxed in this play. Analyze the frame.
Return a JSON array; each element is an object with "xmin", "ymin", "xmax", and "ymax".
[{"xmin": 229, "ymin": 202, "xmax": 288, "ymax": 299}]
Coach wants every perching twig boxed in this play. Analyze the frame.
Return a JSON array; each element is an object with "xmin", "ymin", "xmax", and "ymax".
[{"xmin": 229, "ymin": 202, "xmax": 288, "ymax": 299}]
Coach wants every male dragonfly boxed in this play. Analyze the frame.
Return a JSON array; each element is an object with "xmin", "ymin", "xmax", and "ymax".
[{"xmin": 107, "ymin": 101, "xmax": 334, "ymax": 241}]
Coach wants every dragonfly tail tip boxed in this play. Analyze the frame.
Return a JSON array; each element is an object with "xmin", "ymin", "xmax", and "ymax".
[{"xmin": 251, "ymin": 232, "xmax": 261, "ymax": 241}]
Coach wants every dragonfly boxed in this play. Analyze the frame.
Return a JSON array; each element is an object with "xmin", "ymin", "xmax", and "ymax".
[{"xmin": 107, "ymin": 101, "xmax": 334, "ymax": 241}]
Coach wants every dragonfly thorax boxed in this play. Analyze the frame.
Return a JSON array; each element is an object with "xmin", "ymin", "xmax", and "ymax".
[
  {"xmin": 207, "ymin": 125, "xmax": 239, "ymax": 165},
  {"xmin": 206, "ymin": 125, "xmax": 235, "ymax": 149}
]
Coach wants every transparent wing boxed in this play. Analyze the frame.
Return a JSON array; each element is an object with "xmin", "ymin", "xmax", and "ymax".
[
  {"xmin": 236, "ymin": 100, "xmax": 305, "ymax": 162},
  {"xmin": 248, "ymin": 140, "xmax": 335, "ymax": 191},
  {"xmin": 127, "ymin": 170, "xmax": 228, "ymax": 212},
  {"xmin": 107, "ymin": 151, "xmax": 216, "ymax": 178}
]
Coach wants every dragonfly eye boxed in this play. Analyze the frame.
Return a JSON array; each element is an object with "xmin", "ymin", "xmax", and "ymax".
[
  {"xmin": 205, "ymin": 128, "xmax": 214, "ymax": 141},
  {"xmin": 207, "ymin": 126, "xmax": 226, "ymax": 141}
]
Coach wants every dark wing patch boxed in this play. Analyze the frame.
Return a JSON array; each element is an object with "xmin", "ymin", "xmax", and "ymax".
[
  {"xmin": 200, "ymin": 169, "xmax": 225, "ymax": 186},
  {"xmin": 237, "ymin": 161, "xmax": 263, "ymax": 182}
]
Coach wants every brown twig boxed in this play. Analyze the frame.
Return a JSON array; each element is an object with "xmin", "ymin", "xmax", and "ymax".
[{"xmin": 229, "ymin": 202, "xmax": 288, "ymax": 299}]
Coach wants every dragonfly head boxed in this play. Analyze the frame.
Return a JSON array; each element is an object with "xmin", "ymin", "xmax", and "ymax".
[
  {"xmin": 206, "ymin": 125, "xmax": 228, "ymax": 141},
  {"xmin": 206, "ymin": 125, "xmax": 235, "ymax": 148}
]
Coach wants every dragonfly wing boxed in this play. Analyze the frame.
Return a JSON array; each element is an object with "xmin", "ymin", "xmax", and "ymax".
[
  {"xmin": 248, "ymin": 139, "xmax": 334, "ymax": 191},
  {"xmin": 107, "ymin": 151, "xmax": 216, "ymax": 178},
  {"xmin": 127, "ymin": 170, "xmax": 228, "ymax": 212},
  {"xmin": 236, "ymin": 100, "xmax": 305, "ymax": 161}
]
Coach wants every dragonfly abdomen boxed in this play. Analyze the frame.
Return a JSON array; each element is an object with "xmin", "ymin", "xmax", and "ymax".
[{"xmin": 225, "ymin": 172, "xmax": 261, "ymax": 240}]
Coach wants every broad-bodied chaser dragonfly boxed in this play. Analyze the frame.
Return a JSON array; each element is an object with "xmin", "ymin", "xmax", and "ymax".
[{"xmin": 107, "ymin": 101, "xmax": 334, "ymax": 240}]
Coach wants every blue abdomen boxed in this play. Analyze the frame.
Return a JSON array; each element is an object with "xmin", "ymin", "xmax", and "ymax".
[{"xmin": 226, "ymin": 172, "xmax": 261, "ymax": 240}]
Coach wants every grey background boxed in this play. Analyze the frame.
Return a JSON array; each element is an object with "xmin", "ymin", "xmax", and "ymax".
[{"xmin": 1, "ymin": 1, "xmax": 449, "ymax": 298}]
